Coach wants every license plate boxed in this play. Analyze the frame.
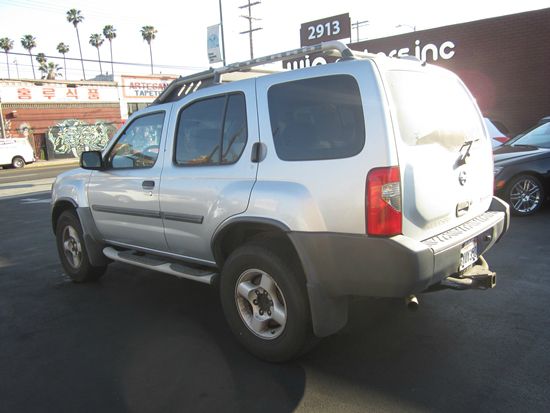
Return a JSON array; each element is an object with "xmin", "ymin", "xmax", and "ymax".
[{"xmin": 459, "ymin": 239, "xmax": 478, "ymax": 271}]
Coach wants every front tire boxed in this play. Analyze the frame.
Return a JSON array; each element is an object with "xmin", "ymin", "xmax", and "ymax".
[
  {"xmin": 505, "ymin": 174, "xmax": 545, "ymax": 216},
  {"xmin": 55, "ymin": 210, "xmax": 106, "ymax": 282},
  {"xmin": 220, "ymin": 242, "xmax": 315, "ymax": 362}
]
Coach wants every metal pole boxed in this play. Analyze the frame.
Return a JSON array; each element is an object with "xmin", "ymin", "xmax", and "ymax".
[
  {"xmin": 0, "ymin": 97, "xmax": 7, "ymax": 139},
  {"xmin": 218, "ymin": 0, "xmax": 226, "ymax": 65},
  {"xmin": 13, "ymin": 59, "xmax": 20, "ymax": 79},
  {"xmin": 247, "ymin": 0, "xmax": 253, "ymax": 59},
  {"xmin": 239, "ymin": 0, "xmax": 262, "ymax": 60}
]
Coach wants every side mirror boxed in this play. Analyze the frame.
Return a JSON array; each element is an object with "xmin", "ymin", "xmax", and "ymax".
[{"xmin": 80, "ymin": 151, "xmax": 105, "ymax": 170}]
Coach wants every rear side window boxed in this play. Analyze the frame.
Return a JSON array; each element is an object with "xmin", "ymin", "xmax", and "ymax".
[
  {"xmin": 175, "ymin": 93, "xmax": 247, "ymax": 165},
  {"xmin": 388, "ymin": 70, "xmax": 484, "ymax": 149},
  {"xmin": 268, "ymin": 75, "xmax": 365, "ymax": 161}
]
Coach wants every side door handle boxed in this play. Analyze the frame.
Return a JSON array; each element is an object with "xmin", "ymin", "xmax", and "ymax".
[{"xmin": 142, "ymin": 180, "xmax": 155, "ymax": 190}]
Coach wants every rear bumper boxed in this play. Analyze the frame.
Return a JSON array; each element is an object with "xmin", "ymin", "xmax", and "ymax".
[{"xmin": 289, "ymin": 196, "xmax": 509, "ymax": 336}]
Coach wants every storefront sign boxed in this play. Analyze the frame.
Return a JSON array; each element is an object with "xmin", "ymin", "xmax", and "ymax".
[
  {"xmin": 362, "ymin": 39, "xmax": 456, "ymax": 62},
  {"xmin": 1, "ymin": 83, "xmax": 118, "ymax": 103},
  {"xmin": 121, "ymin": 75, "xmax": 176, "ymax": 99},
  {"xmin": 300, "ymin": 13, "xmax": 351, "ymax": 46}
]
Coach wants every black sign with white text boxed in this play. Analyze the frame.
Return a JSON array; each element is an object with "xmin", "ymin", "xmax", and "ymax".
[{"xmin": 300, "ymin": 13, "xmax": 351, "ymax": 46}]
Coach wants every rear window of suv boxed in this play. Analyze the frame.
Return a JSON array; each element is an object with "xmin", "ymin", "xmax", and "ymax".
[
  {"xmin": 268, "ymin": 75, "xmax": 365, "ymax": 161},
  {"xmin": 388, "ymin": 70, "xmax": 484, "ymax": 150}
]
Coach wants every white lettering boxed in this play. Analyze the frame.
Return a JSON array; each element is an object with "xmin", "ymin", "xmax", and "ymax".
[
  {"xmin": 311, "ymin": 56, "xmax": 327, "ymax": 66},
  {"xmin": 397, "ymin": 48, "xmax": 410, "ymax": 57},
  {"xmin": 440, "ymin": 41, "xmax": 456, "ymax": 59},
  {"xmin": 421, "ymin": 43, "xmax": 439, "ymax": 62}
]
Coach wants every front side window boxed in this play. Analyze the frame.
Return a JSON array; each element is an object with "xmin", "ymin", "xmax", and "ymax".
[
  {"xmin": 175, "ymin": 93, "xmax": 247, "ymax": 165},
  {"xmin": 107, "ymin": 112, "xmax": 165, "ymax": 169},
  {"xmin": 268, "ymin": 75, "xmax": 365, "ymax": 161}
]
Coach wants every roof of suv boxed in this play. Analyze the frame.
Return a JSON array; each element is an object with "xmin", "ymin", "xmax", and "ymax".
[{"xmin": 153, "ymin": 41, "xmax": 393, "ymax": 105}]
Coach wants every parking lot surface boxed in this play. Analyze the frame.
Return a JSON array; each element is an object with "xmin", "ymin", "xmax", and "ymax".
[{"xmin": 0, "ymin": 194, "xmax": 549, "ymax": 413}]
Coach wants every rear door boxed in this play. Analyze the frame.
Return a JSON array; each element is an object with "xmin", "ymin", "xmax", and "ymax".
[
  {"xmin": 385, "ymin": 68, "xmax": 494, "ymax": 241},
  {"xmin": 159, "ymin": 80, "xmax": 258, "ymax": 263}
]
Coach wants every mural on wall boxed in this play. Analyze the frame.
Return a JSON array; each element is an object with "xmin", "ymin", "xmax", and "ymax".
[
  {"xmin": 47, "ymin": 119, "xmax": 116, "ymax": 158},
  {"xmin": 2, "ymin": 118, "xmax": 13, "ymax": 139}
]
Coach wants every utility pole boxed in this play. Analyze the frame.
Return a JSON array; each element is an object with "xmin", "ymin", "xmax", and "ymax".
[
  {"xmin": 351, "ymin": 20, "xmax": 369, "ymax": 42},
  {"xmin": 239, "ymin": 0, "xmax": 262, "ymax": 59},
  {"xmin": 13, "ymin": 59, "xmax": 20, "ymax": 79},
  {"xmin": 219, "ymin": 0, "xmax": 226, "ymax": 65}
]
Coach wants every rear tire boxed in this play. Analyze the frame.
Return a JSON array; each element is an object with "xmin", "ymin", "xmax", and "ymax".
[
  {"xmin": 505, "ymin": 174, "xmax": 545, "ymax": 216},
  {"xmin": 55, "ymin": 210, "xmax": 106, "ymax": 282},
  {"xmin": 12, "ymin": 156, "xmax": 25, "ymax": 168},
  {"xmin": 220, "ymin": 242, "xmax": 315, "ymax": 362}
]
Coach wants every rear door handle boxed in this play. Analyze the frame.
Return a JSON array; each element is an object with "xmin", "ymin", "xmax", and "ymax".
[{"xmin": 142, "ymin": 180, "xmax": 155, "ymax": 190}]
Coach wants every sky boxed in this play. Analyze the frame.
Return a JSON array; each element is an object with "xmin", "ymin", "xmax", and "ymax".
[{"xmin": 0, "ymin": 0, "xmax": 549, "ymax": 80}]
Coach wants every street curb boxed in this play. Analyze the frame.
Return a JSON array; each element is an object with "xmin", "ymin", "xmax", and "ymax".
[{"xmin": 26, "ymin": 159, "xmax": 79, "ymax": 169}]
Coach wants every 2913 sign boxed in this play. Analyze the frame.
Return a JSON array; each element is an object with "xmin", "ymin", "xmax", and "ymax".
[{"xmin": 300, "ymin": 13, "xmax": 351, "ymax": 47}]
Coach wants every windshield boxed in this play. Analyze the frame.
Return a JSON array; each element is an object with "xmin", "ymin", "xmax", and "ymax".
[
  {"xmin": 509, "ymin": 122, "xmax": 550, "ymax": 148},
  {"xmin": 388, "ymin": 70, "xmax": 484, "ymax": 150}
]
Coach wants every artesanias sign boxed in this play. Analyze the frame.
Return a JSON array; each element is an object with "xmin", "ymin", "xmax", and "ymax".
[{"xmin": 121, "ymin": 75, "xmax": 177, "ymax": 99}]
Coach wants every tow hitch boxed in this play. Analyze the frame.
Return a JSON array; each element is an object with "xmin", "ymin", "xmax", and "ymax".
[{"xmin": 441, "ymin": 256, "xmax": 496, "ymax": 290}]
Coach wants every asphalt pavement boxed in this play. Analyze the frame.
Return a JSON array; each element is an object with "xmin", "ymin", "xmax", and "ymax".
[{"xmin": 0, "ymin": 171, "xmax": 549, "ymax": 412}]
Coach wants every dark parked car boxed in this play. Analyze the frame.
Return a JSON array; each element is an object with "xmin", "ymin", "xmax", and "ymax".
[
  {"xmin": 484, "ymin": 117, "xmax": 510, "ymax": 147},
  {"xmin": 493, "ymin": 122, "xmax": 550, "ymax": 215}
]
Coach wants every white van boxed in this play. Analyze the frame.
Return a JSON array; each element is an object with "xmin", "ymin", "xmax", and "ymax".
[{"xmin": 0, "ymin": 138, "xmax": 35, "ymax": 168}]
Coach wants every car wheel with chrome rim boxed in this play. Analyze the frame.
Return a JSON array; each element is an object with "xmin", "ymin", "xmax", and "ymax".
[
  {"xmin": 505, "ymin": 174, "xmax": 545, "ymax": 216},
  {"xmin": 55, "ymin": 210, "xmax": 106, "ymax": 282},
  {"xmin": 220, "ymin": 241, "xmax": 314, "ymax": 362}
]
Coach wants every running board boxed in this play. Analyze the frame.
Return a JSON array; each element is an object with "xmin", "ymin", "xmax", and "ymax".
[{"xmin": 103, "ymin": 247, "xmax": 218, "ymax": 285}]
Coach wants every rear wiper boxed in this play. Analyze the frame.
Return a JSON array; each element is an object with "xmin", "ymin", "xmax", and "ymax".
[{"xmin": 455, "ymin": 139, "xmax": 479, "ymax": 168}]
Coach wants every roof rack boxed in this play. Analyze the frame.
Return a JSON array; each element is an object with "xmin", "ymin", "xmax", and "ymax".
[{"xmin": 153, "ymin": 41, "xmax": 357, "ymax": 105}]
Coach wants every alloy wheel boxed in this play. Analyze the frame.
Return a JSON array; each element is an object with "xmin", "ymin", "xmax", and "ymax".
[
  {"xmin": 62, "ymin": 225, "xmax": 83, "ymax": 269},
  {"xmin": 234, "ymin": 269, "xmax": 287, "ymax": 339},
  {"xmin": 509, "ymin": 177, "xmax": 541, "ymax": 214}
]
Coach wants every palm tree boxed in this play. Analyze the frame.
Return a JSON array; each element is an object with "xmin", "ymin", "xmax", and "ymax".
[
  {"xmin": 0, "ymin": 37, "xmax": 14, "ymax": 78},
  {"xmin": 56, "ymin": 42, "xmax": 70, "ymax": 79},
  {"xmin": 140, "ymin": 25, "xmax": 157, "ymax": 74},
  {"xmin": 36, "ymin": 52, "xmax": 47, "ymax": 66},
  {"xmin": 66, "ymin": 9, "xmax": 85, "ymax": 80},
  {"xmin": 102, "ymin": 25, "xmax": 116, "ymax": 77},
  {"xmin": 89, "ymin": 33, "xmax": 104, "ymax": 75},
  {"xmin": 21, "ymin": 35, "xmax": 37, "ymax": 79},
  {"xmin": 39, "ymin": 62, "xmax": 62, "ymax": 80}
]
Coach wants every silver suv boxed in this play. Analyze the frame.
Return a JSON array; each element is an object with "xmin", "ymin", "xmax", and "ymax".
[{"xmin": 51, "ymin": 42, "xmax": 509, "ymax": 361}]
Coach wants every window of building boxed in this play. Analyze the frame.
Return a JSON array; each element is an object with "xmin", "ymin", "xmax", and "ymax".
[
  {"xmin": 268, "ymin": 75, "xmax": 365, "ymax": 161},
  {"xmin": 127, "ymin": 103, "xmax": 149, "ymax": 116},
  {"xmin": 175, "ymin": 93, "xmax": 247, "ymax": 166}
]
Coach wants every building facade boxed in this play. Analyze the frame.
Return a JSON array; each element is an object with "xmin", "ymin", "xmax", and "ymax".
[
  {"xmin": 0, "ymin": 74, "xmax": 177, "ymax": 159},
  {"xmin": 285, "ymin": 8, "xmax": 550, "ymax": 135}
]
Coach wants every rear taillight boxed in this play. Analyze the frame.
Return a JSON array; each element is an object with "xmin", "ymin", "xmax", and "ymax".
[
  {"xmin": 494, "ymin": 136, "xmax": 510, "ymax": 144},
  {"xmin": 366, "ymin": 166, "xmax": 402, "ymax": 236}
]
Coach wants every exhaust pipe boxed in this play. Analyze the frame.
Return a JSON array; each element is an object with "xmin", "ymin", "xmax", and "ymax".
[{"xmin": 405, "ymin": 295, "xmax": 419, "ymax": 311}]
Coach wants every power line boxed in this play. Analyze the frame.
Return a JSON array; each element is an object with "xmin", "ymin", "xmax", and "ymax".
[{"xmin": 2, "ymin": 51, "xmax": 206, "ymax": 72}]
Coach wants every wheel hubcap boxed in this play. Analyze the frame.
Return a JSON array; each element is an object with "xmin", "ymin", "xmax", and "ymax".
[
  {"xmin": 235, "ymin": 269, "xmax": 287, "ymax": 339},
  {"xmin": 62, "ymin": 225, "xmax": 82, "ymax": 269},
  {"xmin": 510, "ymin": 178, "xmax": 541, "ymax": 213}
]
